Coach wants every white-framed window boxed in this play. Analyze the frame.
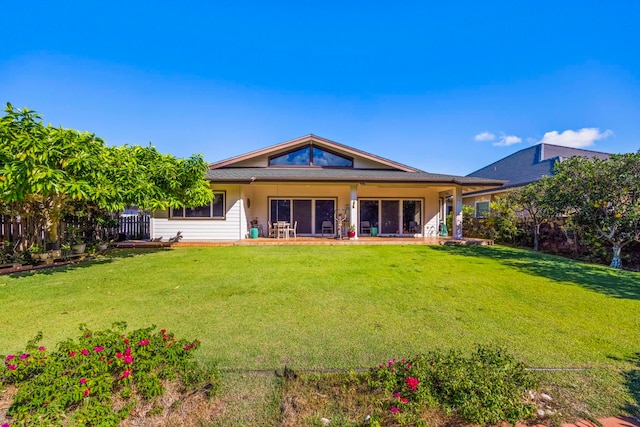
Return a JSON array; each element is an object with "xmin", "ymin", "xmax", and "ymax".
[
  {"xmin": 475, "ymin": 201, "xmax": 490, "ymax": 218},
  {"xmin": 170, "ymin": 191, "xmax": 225, "ymax": 219}
]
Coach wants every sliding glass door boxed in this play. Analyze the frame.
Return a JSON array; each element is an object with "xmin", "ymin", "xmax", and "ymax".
[
  {"xmin": 359, "ymin": 199, "xmax": 423, "ymax": 235},
  {"xmin": 269, "ymin": 198, "xmax": 335, "ymax": 235},
  {"xmin": 293, "ymin": 200, "xmax": 312, "ymax": 234}
]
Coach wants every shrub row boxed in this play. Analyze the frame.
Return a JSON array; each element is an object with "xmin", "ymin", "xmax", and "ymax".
[
  {"xmin": 368, "ymin": 346, "xmax": 538, "ymax": 426},
  {"xmin": 1, "ymin": 323, "xmax": 212, "ymax": 426}
]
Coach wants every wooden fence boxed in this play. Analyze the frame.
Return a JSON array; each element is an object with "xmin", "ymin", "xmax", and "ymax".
[
  {"xmin": 118, "ymin": 215, "xmax": 150, "ymax": 240},
  {"xmin": 0, "ymin": 214, "xmax": 150, "ymax": 244}
]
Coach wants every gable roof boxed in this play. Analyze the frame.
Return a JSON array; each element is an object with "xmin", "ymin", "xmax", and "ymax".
[
  {"xmin": 466, "ymin": 143, "xmax": 611, "ymax": 191},
  {"xmin": 206, "ymin": 134, "xmax": 505, "ymax": 190},
  {"xmin": 208, "ymin": 134, "xmax": 421, "ymax": 172}
]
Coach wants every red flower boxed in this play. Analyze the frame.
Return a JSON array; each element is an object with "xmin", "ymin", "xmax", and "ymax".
[
  {"xmin": 94, "ymin": 346, "xmax": 104, "ymax": 352},
  {"xmin": 123, "ymin": 338, "xmax": 130, "ymax": 345},
  {"xmin": 119, "ymin": 370, "xmax": 131, "ymax": 380},
  {"xmin": 123, "ymin": 355, "xmax": 133, "ymax": 364},
  {"xmin": 83, "ymin": 388, "xmax": 90, "ymax": 397},
  {"xmin": 19, "ymin": 353, "xmax": 30, "ymax": 360},
  {"xmin": 81, "ymin": 349, "xmax": 89, "ymax": 356},
  {"xmin": 116, "ymin": 352, "xmax": 123, "ymax": 359},
  {"xmin": 405, "ymin": 377, "xmax": 419, "ymax": 391},
  {"xmin": 5, "ymin": 355, "xmax": 15, "ymax": 361},
  {"xmin": 138, "ymin": 339, "xmax": 150, "ymax": 346},
  {"xmin": 38, "ymin": 346, "xmax": 46, "ymax": 351},
  {"xmin": 7, "ymin": 364, "xmax": 17, "ymax": 371},
  {"xmin": 80, "ymin": 378, "xmax": 87, "ymax": 384},
  {"xmin": 68, "ymin": 351, "xmax": 76, "ymax": 357},
  {"xmin": 85, "ymin": 333, "xmax": 91, "ymax": 338},
  {"xmin": 390, "ymin": 407, "xmax": 399, "ymax": 413}
]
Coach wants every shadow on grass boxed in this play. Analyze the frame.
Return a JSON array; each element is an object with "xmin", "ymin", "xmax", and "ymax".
[
  {"xmin": 623, "ymin": 353, "xmax": 640, "ymax": 419},
  {"xmin": 8, "ymin": 248, "xmax": 170, "ymax": 279},
  {"xmin": 431, "ymin": 245, "xmax": 640, "ymax": 300}
]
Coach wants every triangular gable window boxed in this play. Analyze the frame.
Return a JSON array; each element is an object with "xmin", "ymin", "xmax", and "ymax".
[{"xmin": 268, "ymin": 145, "xmax": 353, "ymax": 168}]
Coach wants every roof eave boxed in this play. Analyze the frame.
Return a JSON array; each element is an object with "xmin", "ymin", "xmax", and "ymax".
[
  {"xmin": 206, "ymin": 176, "xmax": 505, "ymax": 186},
  {"xmin": 208, "ymin": 134, "xmax": 421, "ymax": 172}
]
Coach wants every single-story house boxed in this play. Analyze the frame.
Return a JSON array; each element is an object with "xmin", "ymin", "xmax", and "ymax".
[
  {"xmin": 463, "ymin": 143, "xmax": 611, "ymax": 217},
  {"xmin": 151, "ymin": 135, "xmax": 504, "ymax": 240}
]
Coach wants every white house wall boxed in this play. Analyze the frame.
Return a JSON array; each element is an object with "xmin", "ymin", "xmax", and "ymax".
[
  {"xmin": 151, "ymin": 185, "xmax": 245, "ymax": 241},
  {"xmin": 152, "ymin": 183, "xmax": 447, "ymax": 240}
]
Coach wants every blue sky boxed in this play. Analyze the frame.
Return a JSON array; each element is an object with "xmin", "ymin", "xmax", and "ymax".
[{"xmin": 2, "ymin": 1, "xmax": 639, "ymax": 175}]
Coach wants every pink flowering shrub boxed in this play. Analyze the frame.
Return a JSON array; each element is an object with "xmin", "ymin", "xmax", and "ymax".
[
  {"xmin": 370, "ymin": 346, "xmax": 537, "ymax": 425},
  {"xmin": 0, "ymin": 322, "xmax": 213, "ymax": 427}
]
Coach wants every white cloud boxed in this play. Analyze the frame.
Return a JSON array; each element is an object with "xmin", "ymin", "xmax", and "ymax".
[
  {"xmin": 537, "ymin": 128, "xmax": 613, "ymax": 148},
  {"xmin": 492, "ymin": 134, "xmax": 522, "ymax": 147},
  {"xmin": 474, "ymin": 132, "xmax": 495, "ymax": 141}
]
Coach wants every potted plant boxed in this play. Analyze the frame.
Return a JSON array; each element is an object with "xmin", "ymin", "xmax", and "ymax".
[
  {"xmin": 29, "ymin": 244, "xmax": 50, "ymax": 262},
  {"xmin": 347, "ymin": 224, "xmax": 356, "ymax": 238},
  {"xmin": 67, "ymin": 226, "xmax": 86, "ymax": 254}
]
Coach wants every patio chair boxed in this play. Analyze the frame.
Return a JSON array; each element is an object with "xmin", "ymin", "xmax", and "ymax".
[
  {"xmin": 267, "ymin": 221, "xmax": 276, "ymax": 238},
  {"xmin": 360, "ymin": 221, "xmax": 371, "ymax": 235},
  {"xmin": 321, "ymin": 220, "xmax": 333, "ymax": 237},
  {"xmin": 288, "ymin": 221, "xmax": 297, "ymax": 239},
  {"xmin": 409, "ymin": 221, "xmax": 420, "ymax": 234},
  {"xmin": 276, "ymin": 221, "xmax": 289, "ymax": 239}
]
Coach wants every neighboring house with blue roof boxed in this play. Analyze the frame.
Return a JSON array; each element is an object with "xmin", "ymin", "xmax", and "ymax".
[
  {"xmin": 150, "ymin": 134, "xmax": 504, "ymax": 240},
  {"xmin": 463, "ymin": 143, "xmax": 611, "ymax": 217}
]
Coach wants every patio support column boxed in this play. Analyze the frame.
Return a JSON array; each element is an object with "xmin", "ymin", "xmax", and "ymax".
[
  {"xmin": 452, "ymin": 185, "xmax": 463, "ymax": 239},
  {"xmin": 350, "ymin": 185, "xmax": 358, "ymax": 239}
]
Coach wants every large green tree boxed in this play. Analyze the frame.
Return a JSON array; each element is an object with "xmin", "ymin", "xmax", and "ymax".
[
  {"xmin": 505, "ymin": 177, "xmax": 557, "ymax": 251},
  {"xmin": 0, "ymin": 103, "xmax": 212, "ymax": 247},
  {"xmin": 549, "ymin": 153, "xmax": 640, "ymax": 268}
]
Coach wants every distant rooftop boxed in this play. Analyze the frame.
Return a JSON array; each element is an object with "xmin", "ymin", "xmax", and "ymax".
[{"xmin": 466, "ymin": 143, "xmax": 611, "ymax": 190}]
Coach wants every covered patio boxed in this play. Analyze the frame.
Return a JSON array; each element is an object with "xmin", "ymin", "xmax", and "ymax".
[{"xmin": 150, "ymin": 135, "xmax": 504, "ymax": 242}]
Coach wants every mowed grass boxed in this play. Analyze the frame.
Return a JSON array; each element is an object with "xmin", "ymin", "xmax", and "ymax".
[{"xmin": 0, "ymin": 245, "xmax": 638, "ymax": 371}]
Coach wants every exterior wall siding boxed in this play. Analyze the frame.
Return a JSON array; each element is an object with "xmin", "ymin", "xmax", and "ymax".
[
  {"xmin": 152, "ymin": 183, "xmax": 451, "ymax": 240},
  {"xmin": 151, "ymin": 185, "xmax": 246, "ymax": 241}
]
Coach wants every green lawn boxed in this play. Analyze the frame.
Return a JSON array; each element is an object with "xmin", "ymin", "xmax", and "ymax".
[
  {"xmin": 1, "ymin": 245, "xmax": 638, "ymax": 371},
  {"xmin": 1, "ymin": 245, "xmax": 639, "ymax": 424}
]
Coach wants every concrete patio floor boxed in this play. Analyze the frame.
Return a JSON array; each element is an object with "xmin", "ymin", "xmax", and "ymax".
[{"xmin": 169, "ymin": 236, "xmax": 494, "ymax": 247}]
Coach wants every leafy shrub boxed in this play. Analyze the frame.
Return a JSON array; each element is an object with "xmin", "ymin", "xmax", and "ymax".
[
  {"xmin": 1, "ymin": 323, "xmax": 213, "ymax": 426},
  {"xmin": 369, "ymin": 346, "xmax": 538, "ymax": 425}
]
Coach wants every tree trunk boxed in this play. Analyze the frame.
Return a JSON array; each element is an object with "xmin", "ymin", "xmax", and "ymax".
[
  {"xmin": 533, "ymin": 223, "xmax": 540, "ymax": 251},
  {"xmin": 610, "ymin": 244, "xmax": 622, "ymax": 268}
]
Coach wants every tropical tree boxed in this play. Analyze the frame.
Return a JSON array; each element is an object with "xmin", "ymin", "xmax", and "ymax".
[
  {"xmin": 0, "ymin": 102, "xmax": 213, "ymax": 248},
  {"xmin": 549, "ymin": 153, "xmax": 640, "ymax": 268},
  {"xmin": 505, "ymin": 177, "xmax": 557, "ymax": 251}
]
